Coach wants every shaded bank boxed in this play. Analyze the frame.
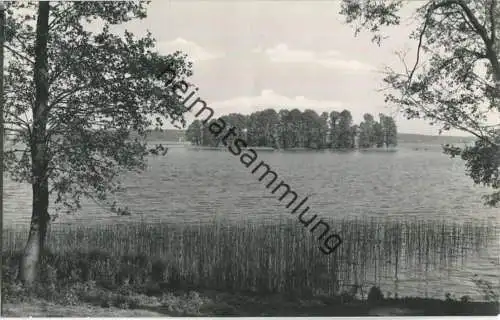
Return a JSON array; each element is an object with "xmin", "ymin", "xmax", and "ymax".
[{"xmin": 2, "ymin": 285, "xmax": 498, "ymax": 317}]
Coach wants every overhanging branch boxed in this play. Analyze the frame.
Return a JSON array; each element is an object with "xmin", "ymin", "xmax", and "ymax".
[{"xmin": 3, "ymin": 44, "xmax": 35, "ymax": 64}]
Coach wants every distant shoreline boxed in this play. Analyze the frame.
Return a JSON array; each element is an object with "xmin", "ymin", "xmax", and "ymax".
[{"xmin": 141, "ymin": 129, "xmax": 475, "ymax": 145}]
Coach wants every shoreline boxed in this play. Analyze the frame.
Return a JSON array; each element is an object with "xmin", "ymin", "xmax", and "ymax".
[
  {"xmin": 2, "ymin": 281, "xmax": 498, "ymax": 317},
  {"xmin": 3, "ymin": 218, "xmax": 498, "ymax": 304}
]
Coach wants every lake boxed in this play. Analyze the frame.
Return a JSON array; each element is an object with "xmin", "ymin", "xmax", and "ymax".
[{"xmin": 4, "ymin": 142, "xmax": 499, "ymax": 300}]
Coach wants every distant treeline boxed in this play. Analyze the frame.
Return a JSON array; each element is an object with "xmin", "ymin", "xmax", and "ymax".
[
  {"xmin": 397, "ymin": 133, "xmax": 475, "ymax": 145},
  {"xmin": 58, "ymin": 128, "xmax": 473, "ymax": 146},
  {"xmin": 184, "ymin": 109, "xmax": 397, "ymax": 150},
  {"xmin": 142, "ymin": 129, "xmax": 185, "ymax": 142}
]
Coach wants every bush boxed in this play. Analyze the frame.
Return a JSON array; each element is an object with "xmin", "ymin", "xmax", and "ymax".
[
  {"xmin": 472, "ymin": 275, "xmax": 499, "ymax": 302},
  {"xmin": 367, "ymin": 286, "xmax": 384, "ymax": 303},
  {"xmin": 2, "ymin": 281, "xmax": 29, "ymax": 303},
  {"xmin": 340, "ymin": 290, "xmax": 355, "ymax": 303},
  {"xmin": 160, "ymin": 291, "xmax": 206, "ymax": 315}
]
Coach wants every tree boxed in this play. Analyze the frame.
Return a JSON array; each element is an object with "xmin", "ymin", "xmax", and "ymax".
[
  {"xmin": 220, "ymin": 113, "xmax": 248, "ymax": 146},
  {"xmin": 186, "ymin": 119, "xmax": 203, "ymax": 145},
  {"xmin": 340, "ymin": 0, "xmax": 500, "ymax": 206},
  {"xmin": 301, "ymin": 109, "xmax": 322, "ymax": 149},
  {"xmin": 319, "ymin": 111, "xmax": 330, "ymax": 149},
  {"xmin": 288, "ymin": 108, "xmax": 303, "ymax": 148},
  {"xmin": 350, "ymin": 124, "xmax": 359, "ymax": 148},
  {"xmin": 201, "ymin": 119, "xmax": 221, "ymax": 146},
  {"xmin": 4, "ymin": 2, "xmax": 192, "ymax": 284},
  {"xmin": 224, "ymin": 113, "xmax": 248, "ymax": 131},
  {"xmin": 372, "ymin": 122, "xmax": 385, "ymax": 148},
  {"xmin": 359, "ymin": 113, "xmax": 376, "ymax": 148},
  {"xmin": 329, "ymin": 110, "xmax": 341, "ymax": 147},
  {"xmin": 335, "ymin": 109, "xmax": 354, "ymax": 149},
  {"xmin": 379, "ymin": 113, "xmax": 398, "ymax": 148},
  {"xmin": 277, "ymin": 109, "xmax": 290, "ymax": 149},
  {"xmin": 259, "ymin": 109, "xmax": 280, "ymax": 147},
  {"xmin": 246, "ymin": 111, "xmax": 269, "ymax": 147},
  {"xmin": 20, "ymin": 1, "xmax": 51, "ymax": 286},
  {"xmin": 246, "ymin": 110, "xmax": 279, "ymax": 147}
]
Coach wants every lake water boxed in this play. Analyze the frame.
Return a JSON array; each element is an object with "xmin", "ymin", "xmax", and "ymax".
[{"xmin": 4, "ymin": 142, "xmax": 499, "ymax": 299}]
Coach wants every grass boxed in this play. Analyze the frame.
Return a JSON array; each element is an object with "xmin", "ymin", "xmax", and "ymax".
[
  {"xmin": 2, "ymin": 269, "xmax": 498, "ymax": 316},
  {"xmin": 2, "ymin": 217, "xmax": 499, "ymax": 316},
  {"xmin": 1, "ymin": 299, "xmax": 166, "ymax": 317},
  {"xmin": 1, "ymin": 276, "xmax": 208, "ymax": 316},
  {"xmin": 3, "ymin": 217, "xmax": 498, "ymax": 297}
]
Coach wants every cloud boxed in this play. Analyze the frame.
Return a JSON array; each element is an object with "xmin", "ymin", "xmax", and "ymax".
[
  {"xmin": 256, "ymin": 43, "xmax": 373, "ymax": 72},
  {"xmin": 157, "ymin": 38, "xmax": 224, "ymax": 61},
  {"xmin": 210, "ymin": 89, "xmax": 343, "ymax": 116}
]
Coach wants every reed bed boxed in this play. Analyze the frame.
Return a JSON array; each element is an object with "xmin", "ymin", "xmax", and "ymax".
[{"xmin": 3, "ymin": 218, "xmax": 498, "ymax": 297}]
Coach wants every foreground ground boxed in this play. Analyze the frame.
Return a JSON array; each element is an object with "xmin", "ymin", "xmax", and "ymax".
[
  {"xmin": 2, "ymin": 227, "xmax": 499, "ymax": 317},
  {"xmin": 2, "ymin": 284, "xmax": 498, "ymax": 317},
  {"xmin": 2, "ymin": 300, "xmax": 166, "ymax": 317}
]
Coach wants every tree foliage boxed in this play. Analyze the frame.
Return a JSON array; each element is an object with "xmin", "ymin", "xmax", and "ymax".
[
  {"xmin": 335, "ymin": 109, "xmax": 355, "ymax": 149},
  {"xmin": 3, "ymin": 2, "xmax": 193, "ymax": 216},
  {"xmin": 358, "ymin": 112, "xmax": 397, "ymax": 148},
  {"xmin": 184, "ymin": 108, "xmax": 397, "ymax": 150},
  {"xmin": 340, "ymin": 0, "xmax": 500, "ymax": 206},
  {"xmin": 185, "ymin": 119, "xmax": 203, "ymax": 145},
  {"xmin": 380, "ymin": 113, "xmax": 398, "ymax": 147}
]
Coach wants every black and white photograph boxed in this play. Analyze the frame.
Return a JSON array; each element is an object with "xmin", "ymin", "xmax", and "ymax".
[{"xmin": 1, "ymin": 0, "xmax": 499, "ymax": 317}]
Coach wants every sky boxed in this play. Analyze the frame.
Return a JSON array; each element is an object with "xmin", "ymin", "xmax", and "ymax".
[{"xmin": 105, "ymin": 1, "xmax": 491, "ymax": 135}]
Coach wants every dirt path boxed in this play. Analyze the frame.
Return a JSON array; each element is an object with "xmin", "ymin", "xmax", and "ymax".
[{"xmin": 1, "ymin": 300, "xmax": 167, "ymax": 317}]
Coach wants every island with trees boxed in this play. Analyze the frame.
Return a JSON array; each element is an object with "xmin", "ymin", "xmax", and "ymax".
[{"xmin": 185, "ymin": 109, "xmax": 397, "ymax": 150}]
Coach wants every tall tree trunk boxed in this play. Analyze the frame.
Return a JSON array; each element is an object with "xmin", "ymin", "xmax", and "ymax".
[
  {"xmin": 19, "ymin": 179, "xmax": 50, "ymax": 284},
  {"xmin": 19, "ymin": 1, "xmax": 50, "ymax": 286}
]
